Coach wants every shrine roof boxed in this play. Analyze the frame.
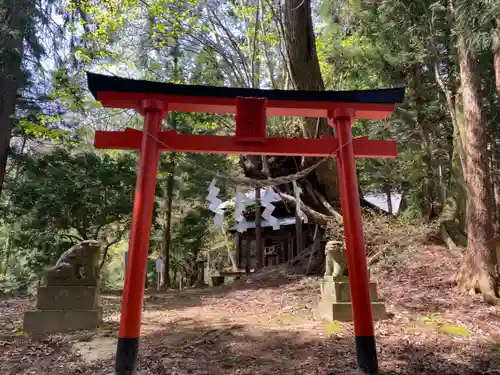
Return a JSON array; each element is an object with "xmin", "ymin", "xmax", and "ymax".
[{"xmin": 87, "ymin": 72, "xmax": 405, "ymax": 119}]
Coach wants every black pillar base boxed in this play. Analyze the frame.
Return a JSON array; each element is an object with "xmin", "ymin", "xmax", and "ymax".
[
  {"xmin": 116, "ymin": 337, "xmax": 139, "ymax": 375},
  {"xmin": 355, "ymin": 335, "xmax": 378, "ymax": 374}
]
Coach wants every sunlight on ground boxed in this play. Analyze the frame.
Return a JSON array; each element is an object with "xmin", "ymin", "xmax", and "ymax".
[
  {"xmin": 420, "ymin": 314, "xmax": 470, "ymax": 337},
  {"xmin": 324, "ymin": 321, "xmax": 344, "ymax": 336},
  {"xmin": 72, "ymin": 337, "xmax": 117, "ymax": 364},
  {"xmin": 438, "ymin": 324, "xmax": 470, "ymax": 337}
]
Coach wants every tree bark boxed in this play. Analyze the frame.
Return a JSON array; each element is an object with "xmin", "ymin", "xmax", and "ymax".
[
  {"xmin": 244, "ymin": 236, "xmax": 250, "ymax": 274},
  {"xmin": 159, "ymin": 46, "xmax": 184, "ymax": 289},
  {"xmin": 0, "ymin": 0, "xmax": 30, "ymax": 197},
  {"xmin": 410, "ymin": 64, "xmax": 436, "ymax": 220},
  {"xmin": 160, "ymin": 111, "xmax": 179, "ymax": 289},
  {"xmin": 295, "ymin": 210, "xmax": 303, "ymax": 258},
  {"xmin": 255, "ymin": 187, "xmax": 263, "ymax": 269},
  {"xmin": 161, "ymin": 158, "xmax": 174, "ymax": 289},
  {"xmin": 171, "ymin": 265, "xmax": 176, "ymax": 289},
  {"xmin": 305, "ymin": 224, "xmax": 320, "ymax": 275},
  {"xmin": 0, "ymin": 135, "xmax": 26, "ymax": 274},
  {"xmin": 222, "ymin": 225, "xmax": 238, "ymax": 271},
  {"xmin": 282, "ymin": 0, "xmax": 338, "ymax": 203},
  {"xmin": 489, "ymin": 144, "xmax": 498, "ymax": 231},
  {"xmin": 493, "ymin": 146, "xmax": 500, "ymax": 231},
  {"xmin": 492, "ymin": 20, "xmax": 500, "ymax": 93},
  {"xmin": 433, "ymin": 51, "xmax": 467, "ymax": 240},
  {"xmin": 455, "ymin": 30, "xmax": 499, "ymax": 304},
  {"xmin": 384, "ymin": 184, "xmax": 393, "ymax": 215},
  {"xmin": 420, "ymin": 119, "xmax": 436, "ymax": 219}
]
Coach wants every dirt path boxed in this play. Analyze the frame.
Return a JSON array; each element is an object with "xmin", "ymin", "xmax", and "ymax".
[{"xmin": 1, "ymin": 245, "xmax": 499, "ymax": 374}]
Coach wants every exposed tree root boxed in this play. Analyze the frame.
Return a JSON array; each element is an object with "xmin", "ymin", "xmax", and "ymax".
[
  {"xmin": 455, "ymin": 250, "xmax": 500, "ymax": 305},
  {"xmin": 277, "ymin": 191, "xmax": 334, "ymax": 225},
  {"xmin": 302, "ymin": 180, "xmax": 343, "ymax": 222}
]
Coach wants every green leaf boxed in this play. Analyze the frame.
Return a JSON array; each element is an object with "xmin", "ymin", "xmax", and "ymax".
[
  {"xmin": 324, "ymin": 321, "xmax": 344, "ymax": 336},
  {"xmin": 438, "ymin": 325, "xmax": 469, "ymax": 337}
]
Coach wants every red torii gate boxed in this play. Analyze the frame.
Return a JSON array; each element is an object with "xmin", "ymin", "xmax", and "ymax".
[{"xmin": 87, "ymin": 72, "xmax": 404, "ymax": 375}]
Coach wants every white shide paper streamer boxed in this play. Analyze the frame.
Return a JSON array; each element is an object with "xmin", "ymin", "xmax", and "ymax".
[
  {"xmin": 292, "ymin": 181, "xmax": 308, "ymax": 224},
  {"xmin": 234, "ymin": 186, "xmax": 248, "ymax": 233},
  {"xmin": 261, "ymin": 187, "xmax": 281, "ymax": 230},
  {"xmin": 206, "ymin": 178, "xmax": 224, "ymax": 229}
]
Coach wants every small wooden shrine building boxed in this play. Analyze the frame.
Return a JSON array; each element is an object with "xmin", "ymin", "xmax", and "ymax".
[{"xmin": 223, "ymin": 189, "xmax": 319, "ymax": 270}]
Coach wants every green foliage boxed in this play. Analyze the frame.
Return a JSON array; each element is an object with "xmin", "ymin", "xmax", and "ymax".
[
  {"xmin": 7, "ymin": 149, "xmax": 138, "ymax": 240},
  {"xmin": 317, "ymin": 0, "xmax": 500, "ymax": 222},
  {"xmin": 422, "ymin": 314, "xmax": 442, "ymax": 324},
  {"xmin": 18, "ymin": 118, "xmax": 69, "ymax": 140},
  {"xmin": 100, "ymin": 245, "xmax": 127, "ymax": 291},
  {"xmin": 3, "ymin": 0, "xmax": 498, "ymax": 293},
  {"xmin": 0, "ymin": 149, "xmax": 140, "ymax": 292}
]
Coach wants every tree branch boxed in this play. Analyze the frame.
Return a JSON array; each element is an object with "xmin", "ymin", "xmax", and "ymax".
[
  {"xmin": 207, "ymin": 7, "xmax": 252, "ymax": 86},
  {"xmin": 59, "ymin": 233, "xmax": 84, "ymax": 244},
  {"xmin": 276, "ymin": 190, "xmax": 331, "ymax": 225},
  {"xmin": 302, "ymin": 180, "xmax": 343, "ymax": 222},
  {"xmin": 99, "ymin": 219, "xmax": 131, "ymax": 269}
]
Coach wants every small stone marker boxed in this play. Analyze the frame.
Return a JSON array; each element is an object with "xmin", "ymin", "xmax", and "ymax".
[{"xmin": 23, "ymin": 240, "xmax": 103, "ymax": 334}]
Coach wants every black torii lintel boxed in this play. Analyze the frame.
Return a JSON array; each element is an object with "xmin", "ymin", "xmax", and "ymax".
[{"xmin": 87, "ymin": 72, "xmax": 405, "ymax": 106}]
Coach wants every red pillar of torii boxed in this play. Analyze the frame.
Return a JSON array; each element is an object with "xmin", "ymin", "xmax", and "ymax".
[{"xmin": 87, "ymin": 72, "xmax": 404, "ymax": 375}]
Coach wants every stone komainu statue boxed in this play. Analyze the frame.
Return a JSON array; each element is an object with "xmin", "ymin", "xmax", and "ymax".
[
  {"xmin": 42, "ymin": 240, "xmax": 102, "ymax": 286},
  {"xmin": 324, "ymin": 240, "xmax": 348, "ymax": 279}
]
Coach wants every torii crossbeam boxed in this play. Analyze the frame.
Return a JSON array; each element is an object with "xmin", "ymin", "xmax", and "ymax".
[{"xmin": 87, "ymin": 72, "xmax": 405, "ymax": 375}]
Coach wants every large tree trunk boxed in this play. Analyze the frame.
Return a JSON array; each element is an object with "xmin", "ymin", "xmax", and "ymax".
[
  {"xmin": 241, "ymin": 1, "xmax": 341, "ymax": 222},
  {"xmin": 455, "ymin": 30, "xmax": 500, "ymax": 304},
  {"xmin": 384, "ymin": 184, "xmax": 393, "ymax": 215},
  {"xmin": 240, "ymin": 0, "xmax": 344, "ymax": 238},
  {"xmin": 491, "ymin": 19, "xmax": 500, "ymax": 229},
  {"xmin": 255, "ymin": 187, "xmax": 263, "ymax": 269},
  {"xmin": 160, "ymin": 110, "xmax": 179, "ymax": 289},
  {"xmin": 0, "ymin": 0, "xmax": 29, "ymax": 197},
  {"xmin": 432, "ymin": 11, "xmax": 468, "ymax": 244},
  {"xmin": 161, "ymin": 156, "xmax": 174, "ymax": 289},
  {"xmin": 410, "ymin": 64, "xmax": 436, "ymax": 220},
  {"xmin": 282, "ymin": 0, "xmax": 339, "ymax": 204},
  {"xmin": 492, "ymin": 146, "xmax": 500, "ymax": 231},
  {"xmin": 490, "ymin": 144, "xmax": 499, "ymax": 231}
]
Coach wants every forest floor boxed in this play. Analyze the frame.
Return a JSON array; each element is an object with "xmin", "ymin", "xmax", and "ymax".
[{"xmin": 1, "ymin": 244, "xmax": 500, "ymax": 375}]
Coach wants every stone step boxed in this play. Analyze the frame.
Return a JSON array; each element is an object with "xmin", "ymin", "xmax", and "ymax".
[
  {"xmin": 24, "ymin": 309, "xmax": 103, "ymax": 334},
  {"xmin": 318, "ymin": 301, "xmax": 387, "ymax": 322},
  {"xmin": 36, "ymin": 286, "xmax": 100, "ymax": 310}
]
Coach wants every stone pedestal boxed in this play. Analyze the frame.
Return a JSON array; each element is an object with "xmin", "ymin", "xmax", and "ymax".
[
  {"xmin": 24, "ymin": 308, "xmax": 103, "ymax": 334},
  {"xmin": 24, "ymin": 285, "xmax": 103, "ymax": 334},
  {"xmin": 318, "ymin": 276, "xmax": 387, "ymax": 321},
  {"xmin": 23, "ymin": 241, "xmax": 104, "ymax": 335},
  {"xmin": 36, "ymin": 285, "xmax": 101, "ymax": 310}
]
